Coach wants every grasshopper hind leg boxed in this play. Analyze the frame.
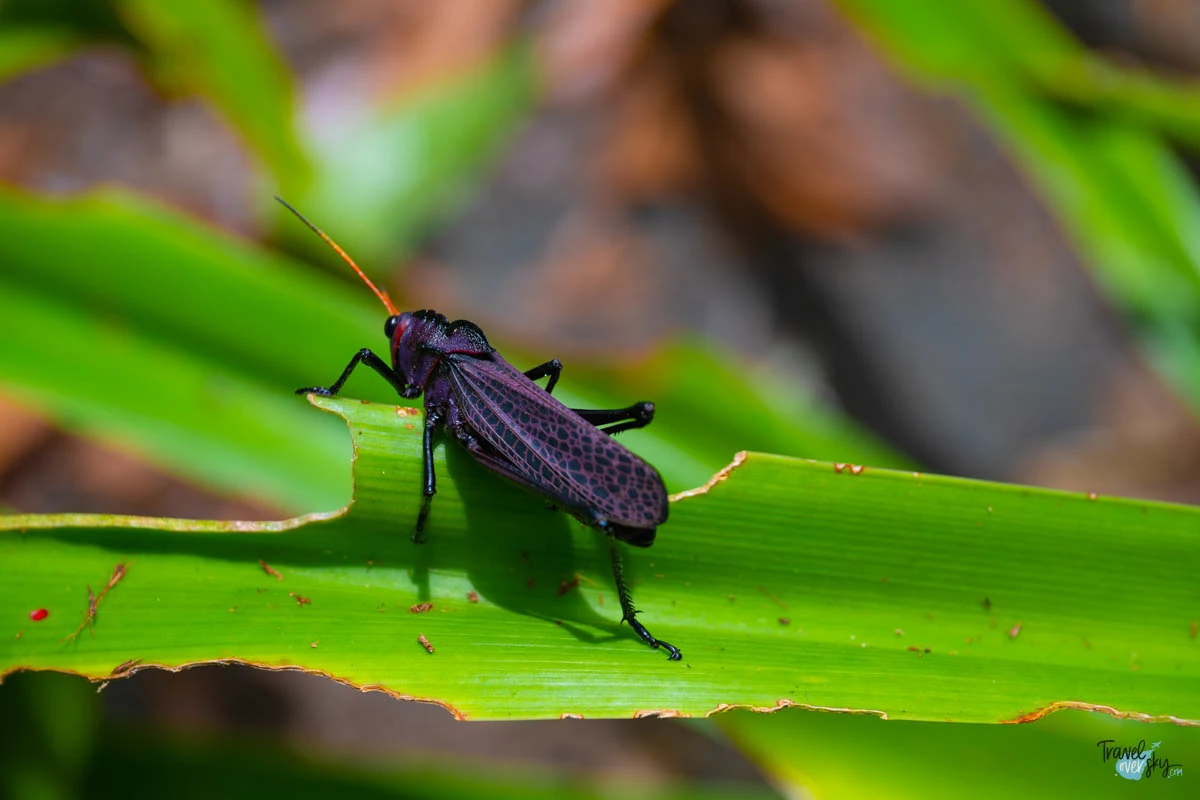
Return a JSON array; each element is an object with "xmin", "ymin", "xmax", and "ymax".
[{"xmin": 606, "ymin": 533, "xmax": 681, "ymax": 660}]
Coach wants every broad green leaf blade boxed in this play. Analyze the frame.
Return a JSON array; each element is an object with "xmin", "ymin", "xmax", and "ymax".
[{"xmin": 3, "ymin": 396, "xmax": 1197, "ymax": 722}]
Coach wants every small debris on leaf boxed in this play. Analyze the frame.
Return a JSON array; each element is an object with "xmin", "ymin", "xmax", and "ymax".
[
  {"xmin": 258, "ymin": 560, "xmax": 283, "ymax": 581},
  {"xmin": 409, "ymin": 602, "xmax": 434, "ymax": 614},
  {"xmin": 417, "ymin": 633, "xmax": 435, "ymax": 654},
  {"xmin": 111, "ymin": 658, "xmax": 143, "ymax": 677},
  {"xmin": 757, "ymin": 585, "xmax": 787, "ymax": 608},
  {"xmin": 1008, "ymin": 622, "xmax": 1022, "ymax": 639},
  {"xmin": 64, "ymin": 562, "xmax": 127, "ymax": 642}
]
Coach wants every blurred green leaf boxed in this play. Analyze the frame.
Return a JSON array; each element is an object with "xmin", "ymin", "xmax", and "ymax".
[
  {"xmin": 91, "ymin": 724, "xmax": 780, "ymax": 800},
  {"xmin": 0, "ymin": 188, "xmax": 378, "ymax": 388},
  {"xmin": 114, "ymin": 0, "xmax": 310, "ymax": 194},
  {"xmin": 0, "ymin": 672, "xmax": 97, "ymax": 800},
  {"xmin": 0, "ymin": 0, "xmax": 307, "ymax": 191},
  {"xmin": 0, "ymin": 673, "xmax": 781, "ymax": 800},
  {"xmin": 295, "ymin": 45, "xmax": 536, "ymax": 266},
  {"xmin": 0, "ymin": 186, "xmax": 384, "ymax": 511},
  {"xmin": 720, "ymin": 707, "xmax": 1198, "ymax": 798},
  {"xmin": 3, "ymin": 395, "xmax": 1197, "ymax": 722},
  {"xmin": 0, "ymin": 0, "xmax": 136, "ymax": 50},
  {"xmin": 0, "ymin": 27, "xmax": 83, "ymax": 82},
  {"xmin": 835, "ymin": 0, "xmax": 1200, "ymax": 409},
  {"xmin": 0, "ymin": 278, "xmax": 348, "ymax": 512}
]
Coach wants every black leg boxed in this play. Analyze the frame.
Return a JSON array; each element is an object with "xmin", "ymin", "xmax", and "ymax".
[
  {"xmin": 523, "ymin": 360, "xmax": 654, "ymax": 436},
  {"xmin": 296, "ymin": 348, "xmax": 412, "ymax": 397},
  {"xmin": 609, "ymin": 537, "xmax": 681, "ymax": 660},
  {"xmin": 524, "ymin": 359, "xmax": 563, "ymax": 394},
  {"xmin": 574, "ymin": 402, "xmax": 655, "ymax": 436},
  {"xmin": 413, "ymin": 409, "xmax": 442, "ymax": 543}
]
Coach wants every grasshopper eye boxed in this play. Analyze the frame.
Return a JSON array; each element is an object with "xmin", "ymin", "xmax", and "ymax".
[{"xmin": 385, "ymin": 315, "xmax": 401, "ymax": 339}]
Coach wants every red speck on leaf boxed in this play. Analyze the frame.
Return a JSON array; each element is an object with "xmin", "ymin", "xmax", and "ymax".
[{"xmin": 29, "ymin": 609, "xmax": 48, "ymax": 622}]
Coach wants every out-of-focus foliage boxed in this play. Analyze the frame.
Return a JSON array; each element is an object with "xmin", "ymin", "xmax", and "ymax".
[
  {"xmin": 836, "ymin": 0, "xmax": 1200, "ymax": 408},
  {"xmin": 294, "ymin": 45, "xmax": 538, "ymax": 266},
  {"xmin": 720, "ymin": 707, "xmax": 1199, "ymax": 798},
  {"xmin": 0, "ymin": 672, "xmax": 781, "ymax": 800},
  {"xmin": 0, "ymin": 27, "xmax": 82, "ymax": 81},
  {"xmin": 0, "ymin": 0, "xmax": 307, "ymax": 194},
  {"xmin": 0, "ymin": 187, "xmax": 369, "ymax": 511},
  {"xmin": 115, "ymin": 0, "xmax": 309, "ymax": 193}
]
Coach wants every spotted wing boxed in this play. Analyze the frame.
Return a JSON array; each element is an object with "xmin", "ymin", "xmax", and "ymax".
[{"xmin": 445, "ymin": 355, "xmax": 668, "ymax": 530}]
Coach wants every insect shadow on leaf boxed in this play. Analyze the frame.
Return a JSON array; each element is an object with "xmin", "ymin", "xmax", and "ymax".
[{"xmin": 279, "ymin": 197, "xmax": 681, "ymax": 660}]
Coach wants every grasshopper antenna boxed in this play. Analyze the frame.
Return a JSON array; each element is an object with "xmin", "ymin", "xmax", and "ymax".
[{"xmin": 275, "ymin": 196, "xmax": 399, "ymax": 316}]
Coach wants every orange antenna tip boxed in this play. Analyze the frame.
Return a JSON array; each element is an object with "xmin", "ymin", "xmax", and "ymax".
[{"xmin": 275, "ymin": 196, "xmax": 399, "ymax": 316}]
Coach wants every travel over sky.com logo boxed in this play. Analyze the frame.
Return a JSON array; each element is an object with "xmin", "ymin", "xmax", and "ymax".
[{"xmin": 1096, "ymin": 739, "xmax": 1183, "ymax": 781}]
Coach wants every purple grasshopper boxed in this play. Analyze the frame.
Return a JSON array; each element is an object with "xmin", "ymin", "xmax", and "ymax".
[{"xmin": 279, "ymin": 199, "xmax": 680, "ymax": 660}]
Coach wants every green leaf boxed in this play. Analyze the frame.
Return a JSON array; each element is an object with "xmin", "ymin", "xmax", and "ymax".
[
  {"xmin": 3, "ymin": 395, "xmax": 1196, "ymax": 722},
  {"xmin": 0, "ymin": 27, "xmax": 82, "ymax": 82},
  {"xmin": 293, "ymin": 45, "xmax": 536, "ymax": 265},
  {"xmin": 0, "ymin": 1, "xmax": 308, "ymax": 190},
  {"xmin": 0, "ymin": 674, "xmax": 781, "ymax": 800},
  {"xmin": 0, "ymin": 277, "xmax": 349, "ymax": 511},
  {"xmin": 833, "ymin": 0, "xmax": 1200, "ymax": 409},
  {"xmin": 0, "ymin": 187, "xmax": 388, "ymax": 511},
  {"xmin": 113, "ymin": 0, "xmax": 310, "ymax": 193},
  {"xmin": 719, "ymin": 707, "xmax": 1198, "ymax": 798}
]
